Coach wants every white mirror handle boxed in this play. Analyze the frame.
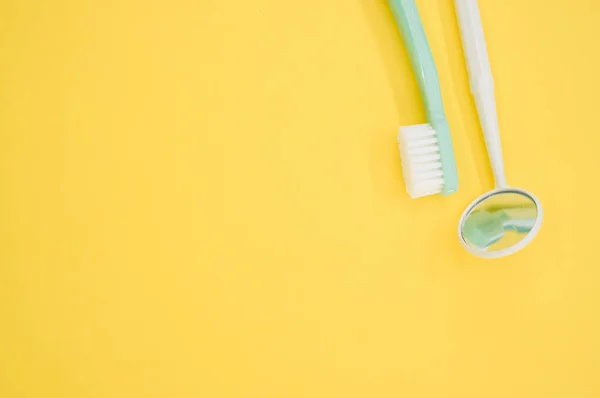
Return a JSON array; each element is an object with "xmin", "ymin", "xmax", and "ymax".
[{"xmin": 454, "ymin": 0, "xmax": 507, "ymax": 188}]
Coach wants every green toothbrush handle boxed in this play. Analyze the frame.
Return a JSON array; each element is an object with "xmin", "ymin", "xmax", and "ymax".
[
  {"xmin": 388, "ymin": 0, "xmax": 445, "ymax": 121},
  {"xmin": 388, "ymin": 0, "xmax": 458, "ymax": 195}
]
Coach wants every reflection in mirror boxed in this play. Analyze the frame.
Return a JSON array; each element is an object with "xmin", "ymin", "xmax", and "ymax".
[{"xmin": 461, "ymin": 191, "xmax": 539, "ymax": 253}]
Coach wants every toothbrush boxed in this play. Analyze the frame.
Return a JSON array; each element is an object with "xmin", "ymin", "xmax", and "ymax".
[{"xmin": 389, "ymin": 0, "xmax": 458, "ymax": 199}]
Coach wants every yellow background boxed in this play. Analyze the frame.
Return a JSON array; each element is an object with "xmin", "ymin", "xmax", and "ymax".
[{"xmin": 0, "ymin": 0, "xmax": 597, "ymax": 397}]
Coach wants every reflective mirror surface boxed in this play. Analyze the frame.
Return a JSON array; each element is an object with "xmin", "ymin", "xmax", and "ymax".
[{"xmin": 459, "ymin": 190, "xmax": 542, "ymax": 257}]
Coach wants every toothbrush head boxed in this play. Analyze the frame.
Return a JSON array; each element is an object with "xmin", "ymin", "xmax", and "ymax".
[{"xmin": 397, "ymin": 122, "xmax": 458, "ymax": 199}]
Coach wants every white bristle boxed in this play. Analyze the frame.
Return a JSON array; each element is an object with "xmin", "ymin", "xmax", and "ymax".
[{"xmin": 397, "ymin": 123, "xmax": 444, "ymax": 199}]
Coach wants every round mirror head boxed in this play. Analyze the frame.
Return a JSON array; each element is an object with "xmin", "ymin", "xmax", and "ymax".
[{"xmin": 459, "ymin": 189, "xmax": 543, "ymax": 259}]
